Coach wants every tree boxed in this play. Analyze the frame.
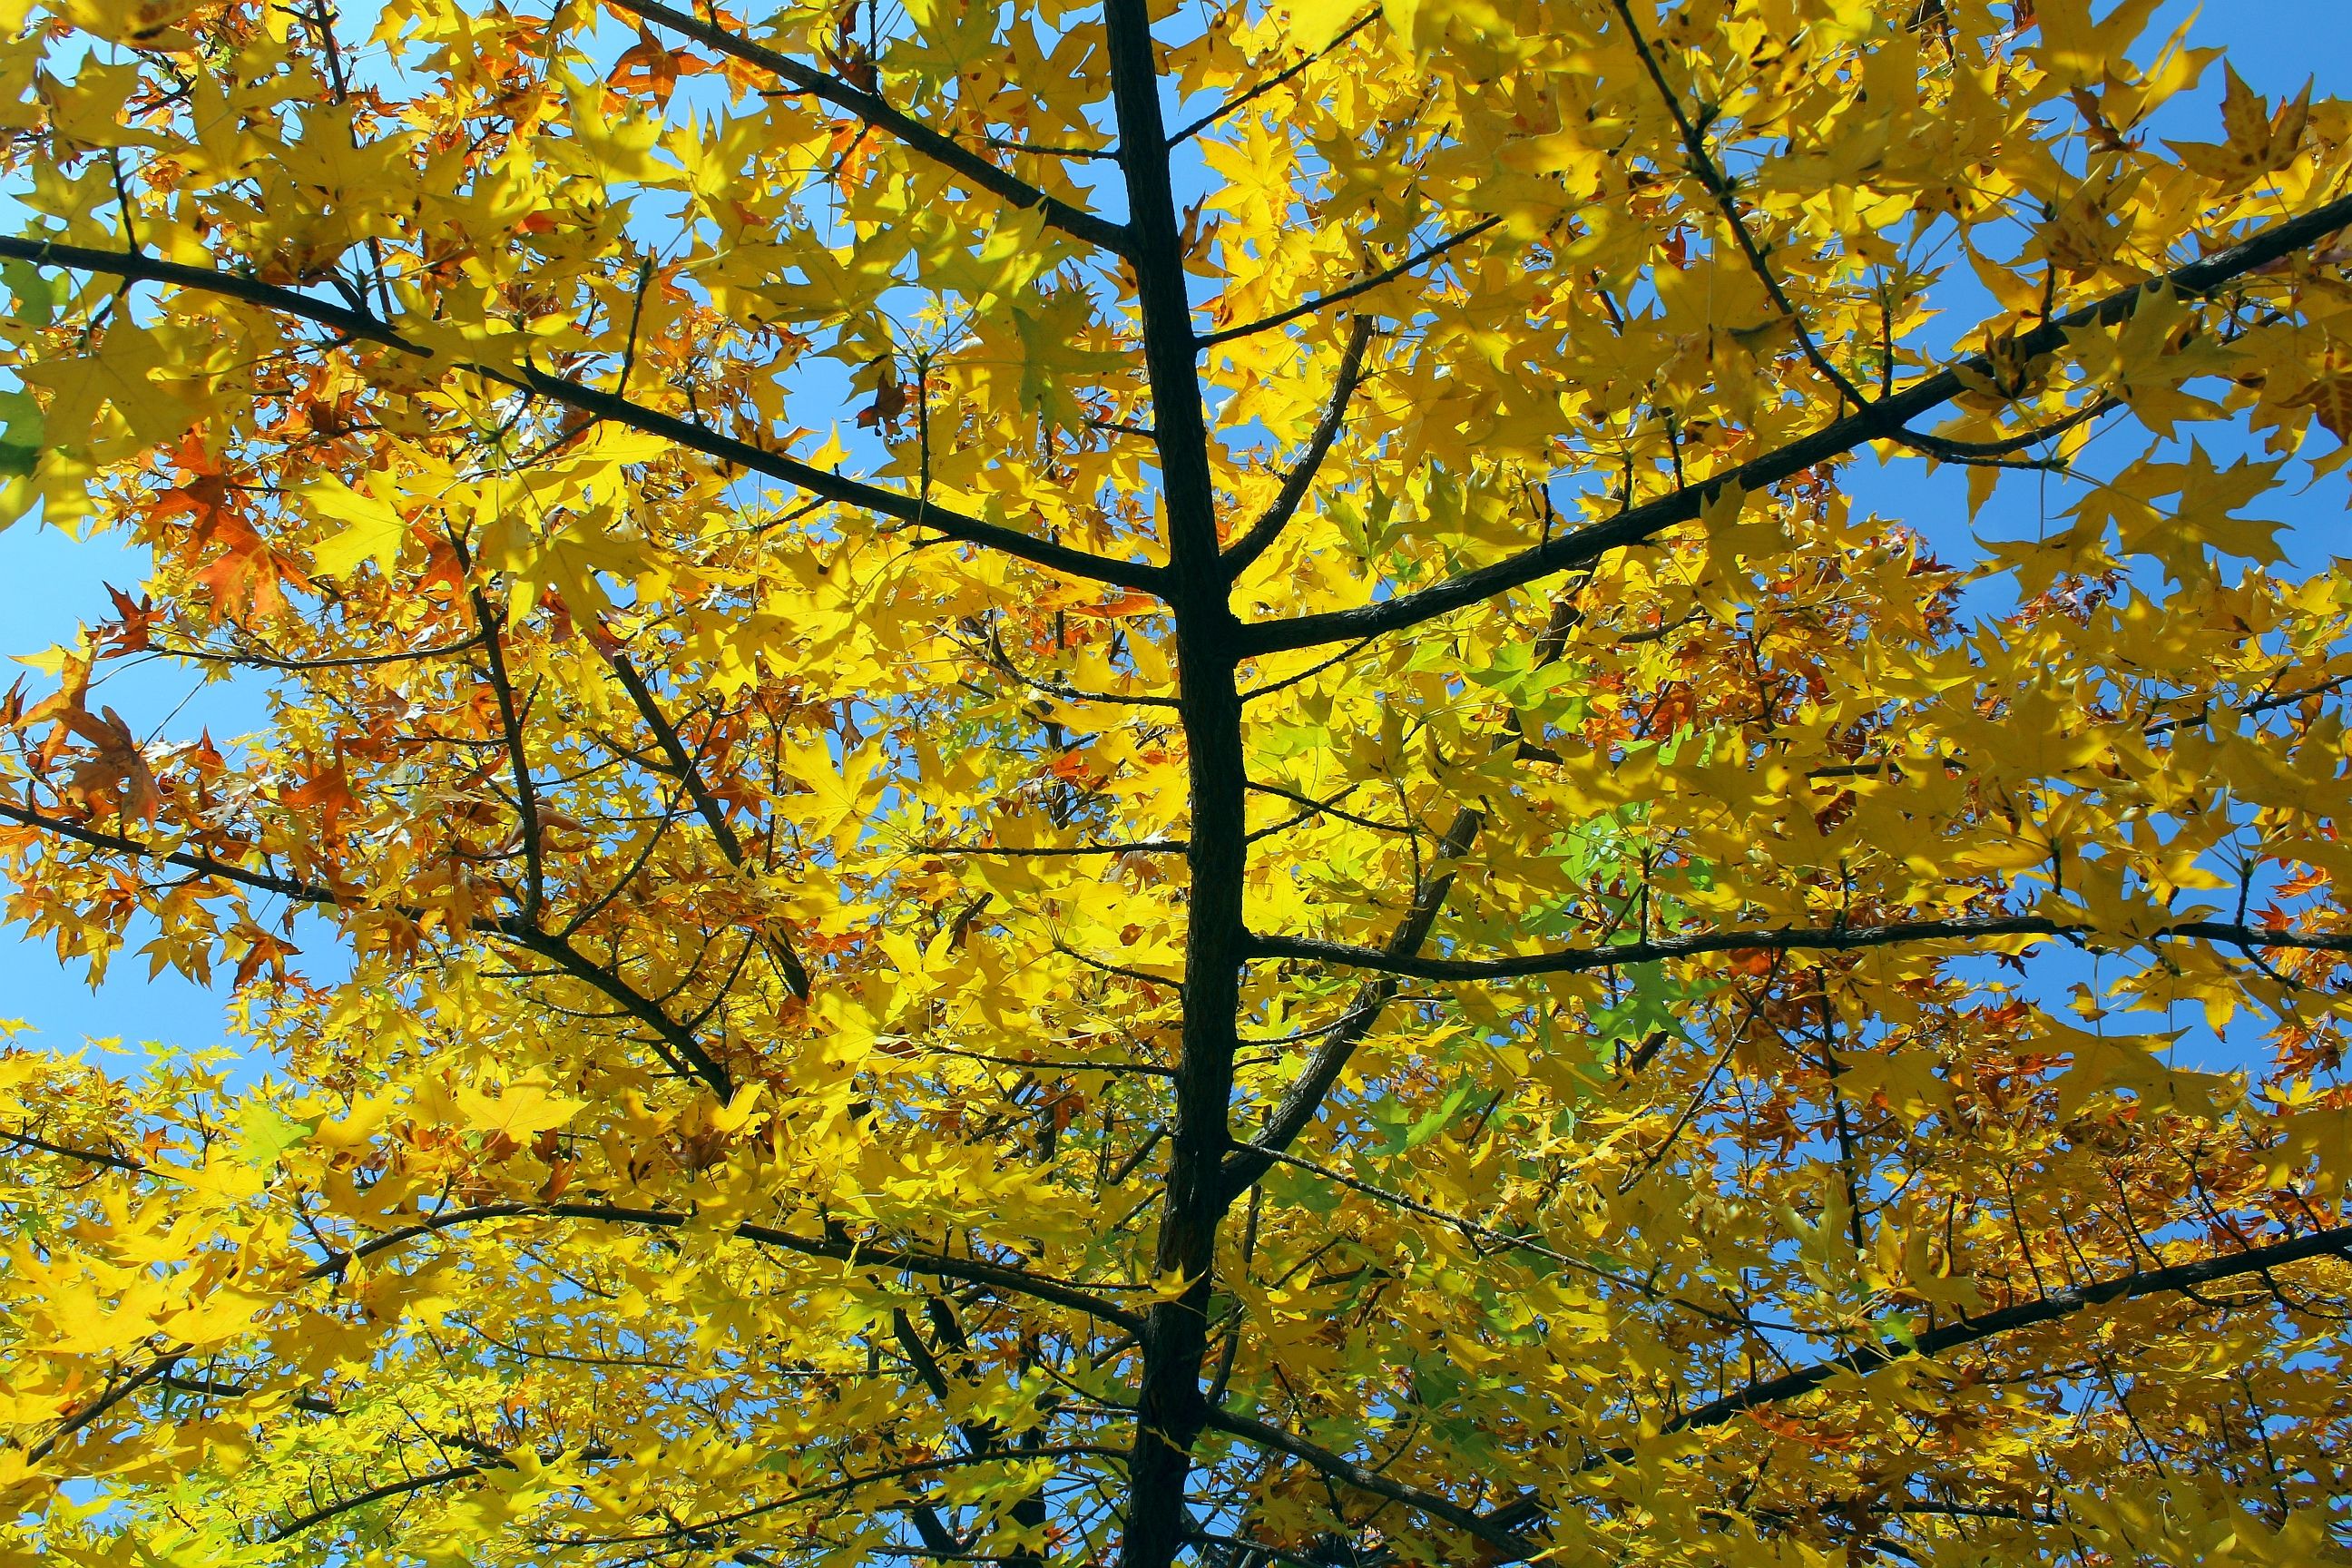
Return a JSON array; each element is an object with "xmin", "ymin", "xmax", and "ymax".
[{"xmin": 1, "ymin": 0, "xmax": 2350, "ymax": 1562}]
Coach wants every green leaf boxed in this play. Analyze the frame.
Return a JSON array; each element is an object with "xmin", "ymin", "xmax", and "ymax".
[
  {"xmin": 1401, "ymin": 1079, "xmax": 1478, "ymax": 1150},
  {"xmin": 237, "ymin": 1102, "xmax": 312, "ymax": 1170},
  {"xmin": 4, "ymin": 258, "xmax": 55, "ymax": 329},
  {"xmin": 1591, "ymin": 964, "xmax": 1710, "ymax": 1046},
  {"xmin": 0, "ymin": 387, "xmax": 45, "ymax": 480}
]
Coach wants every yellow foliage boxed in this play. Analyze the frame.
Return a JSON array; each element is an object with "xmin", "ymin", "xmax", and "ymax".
[{"xmin": 0, "ymin": 2, "xmax": 2346, "ymax": 1565}]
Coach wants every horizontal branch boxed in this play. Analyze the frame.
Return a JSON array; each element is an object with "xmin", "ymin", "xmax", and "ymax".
[
  {"xmin": 0, "ymin": 236, "xmax": 1161, "ymax": 593},
  {"xmin": 2, "ymin": 1124, "xmax": 147, "ymax": 1172},
  {"xmin": 1591, "ymin": 1220, "xmax": 2352, "ymax": 1466},
  {"xmin": 899, "ymin": 838, "xmax": 1188, "ymax": 857},
  {"xmin": 314, "ymin": 1200, "xmax": 1146, "ymax": 1331},
  {"xmin": 271, "ymin": 1462, "xmax": 491, "ymax": 1540},
  {"xmin": 920, "ymin": 1042, "xmax": 1174, "ymax": 1077},
  {"xmin": 0, "ymin": 800, "xmax": 728, "ymax": 1095},
  {"xmin": 157, "ymin": 1373, "xmax": 345, "ymax": 1420},
  {"xmin": 1899, "ymin": 394, "xmax": 2121, "ymax": 465},
  {"xmin": 0, "ymin": 799, "xmax": 336, "ymax": 904},
  {"xmin": 1201, "ymin": 1406, "xmax": 1533, "ymax": 1556},
  {"xmin": 1249, "ymin": 916, "xmax": 2352, "ymax": 982},
  {"xmin": 605, "ymin": 0, "xmax": 1132, "ymax": 257},
  {"xmin": 561, "ymin": 1442, "xmax": 1125, "ymax": 1546},
  {"xmin": 1246, "ymin": 778, "xmax": 1410, "ymax": 838},
  {"xmin": 1235, "ymin": 1142, "xmax": 1751, "ymax": 1332},
  {"xmin": 1235, "ymin": 191, "xmax": 2352, "ymax": 654},
  {"xmin": 149, "ymin": 630, "xmax": 489, "ymax": 671}
]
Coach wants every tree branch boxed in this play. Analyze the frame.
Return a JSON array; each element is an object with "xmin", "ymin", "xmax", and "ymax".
[
  {"xmin": 1895, "ymin": 395, "xmax": 2121, "ymax": 466},
  {"xmin": 1234, "ymin": 190, "xmax": 2352, "ymax": 654},
  {"xmin": 561, "ymin": 1444, "xmax": 1124, "ymax": 1547},
  {"xmin": 603, "ymin": 0, "xmax": 1131, "ymax": 257},
  {"xmin": 1200, "ymin": 1406, "xmax": 1534, "ymax": 1556},
  {"xmin": 1200, "ymin": 217, "xmax": 1505, "ymax": 347},
  {"xmin": 29, "ymin": 1351, "xmax": 181, "ymax": 1463},
  {"xmin": 310, "ymin": 1200, "xmax": 1147, "ymax": 1330},
  {"xmin": 470, "ymin": 589, "xmax": 544, "ymax": 917},
  {"xmin": 490, "ymin": 922, "xmax": 734, "ymax": 1095},
  {"xmin": 1222, "ymin": 807, "xmax": 1480, "ymax": 1200},
  {"xmin": 0, "ymin": 799, "xmax": 730, "ymax": 1096},
  {"xmin": 0, "ymin": 799, "xmax": 336, "ymax": 905},
  {"xmin": 1609, "ymin": 0, "xmax": 1872, "ymax": 410},
  {"xmin": 901, "ymin": 838, "xmax": 1189, "ymax": 857},
  {"xmin": 1234, "ymin": 1141, "xmax": 1753, "ymax": 1333},
  {"xmin": 270, "ymin": 1464, "xmax": 492, "ymax": 1541},
  {"xmin": 0, "ymin": 236, "xmax": 1162, "ymax": 593},
  {"xmin": 1248, "ymin": 916, "xmax": 2352, "ymax": 982},
  {"xmin": 1164, "ymin": 11, "xmax": 1380, "ymax": 146},
  {"xmin": 607, "ymin": 651, "xmax": 811, "ymax": 997},
  {"xmin": 1222, "ymin": 316, "xmax": 1377, "ymax": 577},
  {"xmin": 1587, "ymin": 1220, "xmax": 2352, "ymax": 1465},
  {"xmin": 1, "ymin": 1124, "xmax": 148, "ymax": 1172},
  {"xmin": 1238, "ymin": 1225, "xmax": 2352, "ymax": 1555}
]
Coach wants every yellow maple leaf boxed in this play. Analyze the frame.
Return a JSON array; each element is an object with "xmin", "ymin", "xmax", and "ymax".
[
  {"xmin": 305, "ymin": 473, "xmax": 408, "ymax": 578},
  {"xmin": 55, "ymin": 0, "xmax": 198, "ymax": 49},
  {"xmin": 160, "ymin": 1287, "xmax": 271, "ymax": 1349},
  {"xmin": 454, "ymin": 1081, "xmax": 587, "ymax": 1142},
  {"xmin": 783, "ymin": 736, "xmax": 882, "ymax": 857},
  {"xmin": 20, "ymin": 328, "xmax": 190, "ymax": 448}
]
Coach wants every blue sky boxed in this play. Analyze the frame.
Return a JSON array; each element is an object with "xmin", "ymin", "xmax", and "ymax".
[{"xmin": 1, "ymin": 2, "xmax": 2347, "ymax": 1069}]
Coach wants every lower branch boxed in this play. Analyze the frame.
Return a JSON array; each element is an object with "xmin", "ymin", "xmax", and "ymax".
[
  {"xmin": 1201, "ymin": 1406, "xmax": 1534, "ymax": 1555},
  {"xmin": 0, "ymin": 799, "xmax": 731, "ymax": 1098},
  {"xmin": 1585, "ymin": 1219, "xmax": 2352, "ymax": 1467}
]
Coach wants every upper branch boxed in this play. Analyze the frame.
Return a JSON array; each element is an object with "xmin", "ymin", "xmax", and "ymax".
[
  {"xmin": 491, "ymin": 921, "xmax": 733, "ymax": 1095},
  {"xmin": 1608, "ymin": 0, "xmax": 1872, "ymax": 410},
  {"xmin": 603, "ymin": 0, "xmax": 1132, "ymax": 258},
  {"xmin": 0, "ymin": 237, "xmax": 1163, "ymax": 593},
  {"xmin": 470, "ymin": 589, "xmax": 544, "ymax": 918},
  {"xmin": 1234, "ymin": 190, "xmax": 2352, "ymax": 654},
  {"xmin": 1249, "ymin": 916, "xmax": 2352, "ymax": 981},
  {"xmin": 607, "ymin": 651, "xmax": 812, "ymax": 998},
  {"xmin": 1163, "ymin": 10, "xmax": 1380, "ymax": 147},
  {"xmin": 1103, "ymin": 3, "xmax": 1222, "ymax": 577},
  {"xmin": 1222, "ymin": 316, "xmax": 1377, "ymax": 577},
  {"xmin": 1200, "ymin": 216, "xmax": 1504, "ymax": 348}
]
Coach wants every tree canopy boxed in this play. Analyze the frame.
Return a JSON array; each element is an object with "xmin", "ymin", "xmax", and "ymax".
[{"xmin": 3, "ymin": 0, "xmax": 2352, "ymax": 1563}]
